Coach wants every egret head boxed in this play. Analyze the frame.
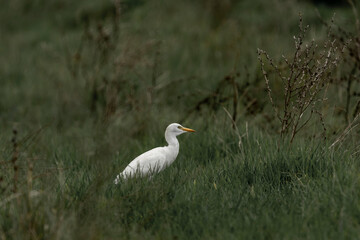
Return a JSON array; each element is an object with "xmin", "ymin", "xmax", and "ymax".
[{"xmin": 166, "ymin": 123, "xmax": 195, "ymax": 136}]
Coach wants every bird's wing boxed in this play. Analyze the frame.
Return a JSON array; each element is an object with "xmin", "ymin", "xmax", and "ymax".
[{"xmin": 120, "ymin": 147, "xmax": 167, "ymax": 178}]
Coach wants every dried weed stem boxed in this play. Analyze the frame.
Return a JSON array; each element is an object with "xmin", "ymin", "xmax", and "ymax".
[{"xmin": 258, "ymin": 15, "xmax": 343, "ymax": 143}]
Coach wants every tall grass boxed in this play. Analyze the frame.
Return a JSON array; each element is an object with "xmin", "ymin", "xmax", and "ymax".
[
  {"xmin": 1, "ymin": 126, "xmax": 359, "ymax": 239},
  {"xmin": 0, "ymin": 0, "xmax": 359, "ymax": 239}
]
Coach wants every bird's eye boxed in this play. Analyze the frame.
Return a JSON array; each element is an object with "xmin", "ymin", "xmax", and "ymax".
[{"xmin": 177, "ymin": 126, "xmax": 182, "ymax": 129}]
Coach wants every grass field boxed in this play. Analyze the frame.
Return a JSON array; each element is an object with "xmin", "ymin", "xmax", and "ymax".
[{"xmin": 1, "ymin": 0, "xmax": 360, "ymax": 239}]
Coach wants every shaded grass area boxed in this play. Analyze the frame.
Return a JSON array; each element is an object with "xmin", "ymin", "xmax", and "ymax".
[
  {"xmin": 0, "ymin": 0, "xmax": 360, "ymax": 239},
  {"xmin": 1, "ymin": 127, "xmax": 359, "ymax": 239}
]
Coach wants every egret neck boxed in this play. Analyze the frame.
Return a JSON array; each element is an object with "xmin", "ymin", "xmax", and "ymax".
[
  {"xmin": 164, "ymin": 129, "xmax": 180, "ymax": 164},
  {"xmin": 165, "ymin": 128, "xmax": 180, "ymax": 147}
]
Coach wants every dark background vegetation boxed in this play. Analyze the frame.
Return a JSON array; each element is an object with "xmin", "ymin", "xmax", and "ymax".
[{"xmin": 0, "ymin": 0, "xmax": 359, "ymax": 239}]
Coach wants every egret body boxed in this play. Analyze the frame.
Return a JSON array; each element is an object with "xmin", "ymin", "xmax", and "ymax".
[{"xmin": 114, "ymin": 123, "xmax": 195, "ymax": 183}]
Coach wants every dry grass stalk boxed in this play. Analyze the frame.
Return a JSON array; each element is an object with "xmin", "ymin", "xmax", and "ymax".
[
  {"xmin": 27, "ymin": 157, "xmax": 33, "ymax": 192},
  {"xmin": 222, "ymin": 107, "xmax": 242, "ymax": 148},
  {"xmin": 329, "ymin": 113, "xmax": 360, "ymax": 149},
  {"xmin": 11, "ymin": 128, "xmax": 19, "ymax": 193},
  {"xmin": 258, "ymin": 15, "xmax": 343, "ymax": 143}
]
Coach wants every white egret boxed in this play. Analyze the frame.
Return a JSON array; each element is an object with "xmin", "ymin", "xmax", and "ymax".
[{"xmin": 114, "ymin": 123, "xmax": 195, "ymax": 183}]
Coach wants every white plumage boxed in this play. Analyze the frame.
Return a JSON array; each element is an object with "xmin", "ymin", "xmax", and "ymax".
[{"xmin": 114, "ymin": 123, "xmax": 195, "ymax": 183}]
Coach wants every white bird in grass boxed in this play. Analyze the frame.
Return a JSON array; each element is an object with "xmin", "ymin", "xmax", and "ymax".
[{"xmin": 114, "ymin": 123, "xmax": 195, "ymax": 183}]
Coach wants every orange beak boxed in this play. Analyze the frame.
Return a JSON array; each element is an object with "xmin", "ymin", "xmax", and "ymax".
[{"xmin": 180, "ymin": 127, "xmax": 196, "ymax": 132}]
